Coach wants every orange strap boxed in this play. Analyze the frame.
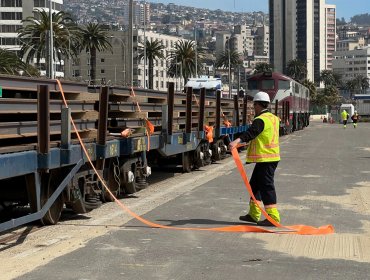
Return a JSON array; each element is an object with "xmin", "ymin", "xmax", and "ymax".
[
  {"xmin": 231, "ymin": 148, "xmax": 334, "ymax": 235},
  {"xmin": 131, "ymin": 87, "xmax": 153, "ymax": 151},
  {"xmin": 56, "ymin": 79, "xmax": 334, "ymax": 235}
]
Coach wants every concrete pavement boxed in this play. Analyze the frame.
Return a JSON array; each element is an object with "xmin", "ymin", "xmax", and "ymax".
[{"xmin": 9, "ymin": 120, "xmax": 370, "ymax": 279}]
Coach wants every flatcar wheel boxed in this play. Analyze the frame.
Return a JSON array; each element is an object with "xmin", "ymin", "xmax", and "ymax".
[
  {"xmin": 124, "ymin": 181, "xmax": 137, "ymax": 195},
  {"xmin": 40, "ymin": 171, "xmax": 64, "ymax": 225},
  {"xmin": 182, "ymin": 152, "xmax": 192, "ymax": 173},
  {"xmin": 103, "ymin": 160, "xmax": 121, "ymax": 202},
  {"xmin": 122, "ymin": 164, "xmax": 137, "ymax": 195}
]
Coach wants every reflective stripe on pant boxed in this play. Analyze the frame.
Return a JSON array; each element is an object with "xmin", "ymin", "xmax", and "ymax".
[{"xmin": 249, "ymin": 162, "xmax": 278, "ymax": 205}]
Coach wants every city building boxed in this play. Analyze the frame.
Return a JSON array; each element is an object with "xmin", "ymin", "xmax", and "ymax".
[
  {"xmin": 336, "ymin": 38, "xmax": 366, "ymax": 52},
  {"xmin": 0, "ymin": 0, "xmax": 63, "ymax": 51},
  {"xmin": 332, "ymin": 46, "xmax": 370, "ymax": 81},
  {"xmin": 66, "ymin": 30, "xmax": 185, "ymax": 91},
  {"xmin": 122, "ymin": 1, "xmax": 150, "ymax": 27},
  {"xmin": 269, "ymin": 0, "xmax": 334, "ymax": 84},
  {"xmin": 0, "ymin": 0, "xmax": 64, "ymax": 77},
  {"xmin": 324, "ymin": 4, "xmax": 336, "ymax": 70}
]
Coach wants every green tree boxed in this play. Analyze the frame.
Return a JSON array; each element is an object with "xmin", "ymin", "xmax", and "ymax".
[
  {"xmin": 286, "ymin": 59, "xmax": 307, "ymax": 82},
  {"xmin": 254, "ymin": 62, "xmax": 273, "ymax": 74},
  {"xmin": 215, "ymin": 50, "xmax": 242, "ymax": 90},
  {"xmin": 354, "ymin": 74, "xmax": 369, "ymax": 94},
  {"xmin": 167, "ymin": 40, "xmax": 199, "ymax": 84},
  {"xmin": 18, "ymin": 10, "xmax": 77, "ymax": 76},
  {"xmin": 78, "ymin": 23, "xmax": 112, "ymax": 84},
  {"xmin": 137, "ymin": 39, "xmax": 165, "ymax": 89},
  {"xmin": 315, "ymin": 86, "xmax": 341, "ymax": 107},
  {"xmin": 320, "ymin": 70, "xmax": 336, "ymax": 87}
]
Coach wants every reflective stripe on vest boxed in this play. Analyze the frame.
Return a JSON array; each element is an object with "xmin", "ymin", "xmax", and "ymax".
[{"xmin": 246, "ymin": 112, "xmax": 280, "ymax": 163}]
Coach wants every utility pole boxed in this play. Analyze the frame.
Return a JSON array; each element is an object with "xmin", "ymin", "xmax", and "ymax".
[
  {"xmin": 128, "ymin": 0, "xmax": 133, "ymax": 87},
  {"xmin": 194, "ymin": 25, "xmax": 197, "ymax": 78},
  {"xmin": 228, "ymin": 37, "xmax": 232, "ymax": 99},
  {"xmin": 143, "ymin": 4, "xmax": 147, "ymax": 89},
  {"xmin": 49, "ymin": 0, "xmax": 54, "ymax": 79}
]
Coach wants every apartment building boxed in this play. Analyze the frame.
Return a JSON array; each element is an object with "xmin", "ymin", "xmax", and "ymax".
[
  {"xmin": 66, "ymin": 30, "xmax": 185, "ymax": 91},
  {"xmin": 332, "ymin": 46, "xmax": 370, "ymax": 81},
  {"xmin": 324, "ymin": 4, "xmax": 336, "ymax": 70},
  {"xmin": 269, "ymin": 0, "xmax": 333, "ymax": 84},
  {"xmin": 0, "ymin": 0, "xmax": 63, "ymax": 51},
  {"xmin": 122, "ymin": 1, "xmax": 150, "ymax": 27}
]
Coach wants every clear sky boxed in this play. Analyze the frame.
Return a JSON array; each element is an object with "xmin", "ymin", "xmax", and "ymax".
[{"xmin": 149, "ymin": 0, "xmax": 370, "ymax": 21}]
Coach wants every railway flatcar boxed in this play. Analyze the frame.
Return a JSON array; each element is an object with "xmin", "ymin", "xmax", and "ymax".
[
  {"xmin": 247, "ymin": 72, "xmax": 310, "ymax": 132},
  {"xmin": 0, "ymin": 75, "xmax": 251, "ymax": 233}
]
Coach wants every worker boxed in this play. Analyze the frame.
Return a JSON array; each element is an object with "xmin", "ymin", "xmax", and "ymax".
[
  {"xmin": 229, "ymin": 91, "xmax": 280, "ymax": 227},
  {"xmin": 351, "ymin": 111, "xmax": 360, "ymax": 128},
  {"xmin": 341, "ymin": 109, "xmax": 349, "ymax": 128}
]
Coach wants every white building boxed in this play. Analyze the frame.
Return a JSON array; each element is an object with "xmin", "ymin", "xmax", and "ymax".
[
  {"xmin": 332, "ymin": 46, "xmax": 370, "ymax": 81},
  {"xmin": 135, "ymin": 29, "xmax": 185, "ymax": 91},
  {"xmin": 0, "ymin": 0, "xmax": 64, "ymax": 77},
  {"xmin": 0, "ymin": 0, "xmax": 63, "ymax": 51}
]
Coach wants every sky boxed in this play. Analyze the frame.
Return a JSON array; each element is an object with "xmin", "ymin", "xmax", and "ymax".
[{"xmin": 149, "ymin": 0, "xmax": 370, "ymax": 21}]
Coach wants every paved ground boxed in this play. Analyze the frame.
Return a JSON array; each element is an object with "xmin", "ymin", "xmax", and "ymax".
[{"xmin": 2, "ymin": 120, "xmax": 370, "ymax": 280}]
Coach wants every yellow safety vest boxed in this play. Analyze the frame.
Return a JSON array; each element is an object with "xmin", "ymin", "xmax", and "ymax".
[
  {"xmin": 341, "ymin": 111, "xmax": 348, "ymax": 121},
  {"xmin": 246, "ymin": 112, "xmax": 280, "ymax": 163}
]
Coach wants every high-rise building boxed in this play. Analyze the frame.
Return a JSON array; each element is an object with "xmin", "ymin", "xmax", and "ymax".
[
  {"xmin": 324, "ymin": 4, "xmax": 336, "ymax": 70},
  {"xmin": 123, "ymin": 1, "xmax": 150, "ymax": 26},
  {"xmin": 269, "ymin": 0, "xmax": 333, "ymax": 84},
  {"xmin": 0, "ymin": 0, "xmax": 63, "ymax": 51}
]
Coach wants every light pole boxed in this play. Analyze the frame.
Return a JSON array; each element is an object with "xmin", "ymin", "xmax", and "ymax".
[
  {"xmin": 143, "ymin": 6, "xmax": 147, "ymax": 89},
  {"xmin": 49, "ymin": 0, "xmax": 54, "ymax": 79},
  {"xmin": 228, "ymin": 37, "xmax": 232, "ymax": 99},
  {"xmin": 194, "ymin": 18, "xmax": 205, "ymax": 78}
]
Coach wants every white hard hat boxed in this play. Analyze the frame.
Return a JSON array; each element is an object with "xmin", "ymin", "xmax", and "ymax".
[
  {"xmin": 354, "ymin": 110, "xmax": 357, "ymax": 113},
  {"xmin": 253, "ymin": 91, "xmax": 270, "ymax": 103}
]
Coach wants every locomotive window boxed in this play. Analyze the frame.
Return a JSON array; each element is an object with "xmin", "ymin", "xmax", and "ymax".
[
  {"xmin": 294, "ymin": 84, "xmax": 300, "ymax": 94},
  {"xmin": 278, "ymin": 80, "xmax": 290, "ymax": 90},
  {"xmin": 248, "ymin": 80, "xmax": 258, "ymax": 90},
  {"xmin": 261, "ymin": 80, "xmax": 275, "ymax": 90}
]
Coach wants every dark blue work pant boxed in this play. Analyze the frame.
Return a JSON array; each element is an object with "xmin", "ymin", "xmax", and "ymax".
[{"xmin": 249, "ymin": 161, "xmax": 279, "ymax": 205}]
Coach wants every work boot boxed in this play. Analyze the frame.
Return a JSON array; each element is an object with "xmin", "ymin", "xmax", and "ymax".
[
  {"xmin": 239, "ymin": 214, "xmax": 258, "ymax": 223},
  {"xmin": 239, "ymin": 201, "xmax": 261, "ymax": 223},
  {"xmin": 257, "ymin": 219, "xmax": 275, "ymax": 227},
  {"xmin": 257, "ymin": 207, "xmax": 280, "ymax": 227}
]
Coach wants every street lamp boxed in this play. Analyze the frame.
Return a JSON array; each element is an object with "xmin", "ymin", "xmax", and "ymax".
[
  {"xmin": 143, "ymin": 6, "xmax": 147, "ymax": 89},
  {"xmin": 227, "ymin": 36, "xmax": 232, "ymax": 99},
  {"xmin": 49, "ymin": 0, "xmax": 54, "ymax": 79},
  {"xmin": 194, "ymin": 18, "xmax": 205, "ymax": 78}
]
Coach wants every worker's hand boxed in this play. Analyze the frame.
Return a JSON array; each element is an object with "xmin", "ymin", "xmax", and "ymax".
[{"xmin": 229, "ymin": 138, "xmax": 241, "ymax": 150}]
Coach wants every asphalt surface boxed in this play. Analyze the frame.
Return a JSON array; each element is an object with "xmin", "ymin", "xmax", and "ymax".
[{"xmin": 14, "ymin": 121, "xmax": 370, "ymax": 280}]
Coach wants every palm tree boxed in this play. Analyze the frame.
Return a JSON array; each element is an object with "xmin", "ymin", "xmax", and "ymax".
[
  {"xmin": 167, "ymin": 40, "xmax": 198, "ymax": 85},
  {"xmin": 345, "ymin": 79, "xmax": 356, "ymax": 100},
  {"xmin": 254, "ymin": 62, "xmax": 273, "ymax": 74},
  {"xmin": 137, "ymin": 39, "xmax": 165, "ymax": 89},
  {"xmin": 215, "ymin": 50, "xmax": 242, "ymax": 93},
  {"xmin": 18, "ymin": 10, "xmax": 77, "ymax": 77},
  {"xmin": 0, "ymin": 49, "xmax": 27, "ymax": 75},
  {"xmin": 286, "ymin": 59, "xmax": 307, "ymax": 82},
  {"xmin": 215, "ymin": 50, "xmax": 242, "ymax": 69},
  {"xmin": 354, "ymin": 74, "xmax": 369, "ymax": 94},
  {"xmin": 320, "ymin": 70, "xmax": 336, "ymax": 87},
  {"xmin": 78, "ymin": 23, "xmax": 112, "ymax": 84}
]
